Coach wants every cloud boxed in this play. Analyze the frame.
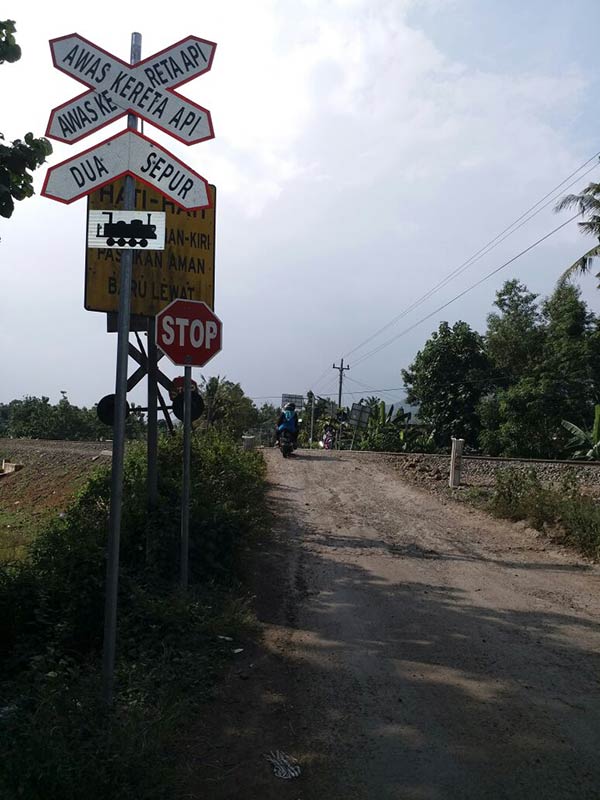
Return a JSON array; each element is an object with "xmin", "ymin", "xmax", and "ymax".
[{"xmin": 1, "ymin": 0, "xmax": 597, "ymax": 407}]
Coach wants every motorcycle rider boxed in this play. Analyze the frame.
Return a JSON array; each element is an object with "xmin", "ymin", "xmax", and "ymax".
[
  {"xmin": 276, "ymin": 402, "xmax": 299, "ymax": 448},
  {"xmin": 321, "ymin": 419, "xmax": 336, "ymax": 449}
]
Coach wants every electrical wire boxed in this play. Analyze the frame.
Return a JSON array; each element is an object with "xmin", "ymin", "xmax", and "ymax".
[
  {"xmin": 350, "ymin": 212, "xmax": 580, "ymax": 368},
  {"xmin": 308, "ymin": 154, "xmax": 600, "ymax": 394},
  {"xmin": 344, "ymin": 375, "xmax": 402, "ymax": 405},
  {"xmin": 342, "ymin": 155, "xmax": 600, "ymax": 362},
  {"xmin": 308, "ymin": 364, "xmax": 337, "ymax": 394}
]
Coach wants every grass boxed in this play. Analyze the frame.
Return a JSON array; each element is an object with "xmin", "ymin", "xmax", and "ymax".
[
  {"xmin": 0, "ymin": 507, "xmax": 41, "ymax": 561},
  {"xmin": 0, "ymin": 586, "xmax": 256, "ymax": 800},
  {"xmin": 0, "ymin": 447, "xmax": 106, "ymax": 563}
]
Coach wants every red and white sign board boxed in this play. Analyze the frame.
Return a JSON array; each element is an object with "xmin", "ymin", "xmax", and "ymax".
[
  {"xmin": 169, "ymin": 376, "xmax": 199, "ymax": 399},
  {"xmin": 156, "ymin": 299, "xmax": 222, "ymax": 367},
  {"xmin": 42, "ymin": 129, "xmax": 210, "ymax": 210},
  {"xmin": 47, "ymin": 33, "xmax": 215, "ymax": 145}
]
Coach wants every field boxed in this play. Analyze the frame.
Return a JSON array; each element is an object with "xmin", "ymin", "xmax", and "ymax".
[{"xmin": 0, "ymin": 440, "xmax": 111, "ymax": 560}]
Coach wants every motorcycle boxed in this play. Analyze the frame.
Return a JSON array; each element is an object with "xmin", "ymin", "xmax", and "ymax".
[
  {"xmin": 279, "ymin": 428, "xmax": 295, "ymax": 458},
  {"xmin": 320, "ymin": 426, "xmax": 335, "ymax": 450}
]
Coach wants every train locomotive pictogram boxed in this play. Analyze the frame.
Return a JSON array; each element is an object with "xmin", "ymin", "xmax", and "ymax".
[{"xmin": 96, "ymin": 211, "xmax": 158, "ymax": 247}]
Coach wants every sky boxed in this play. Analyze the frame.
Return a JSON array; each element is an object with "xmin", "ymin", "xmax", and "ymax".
[{"xmin": 2, "ymin": 0, "xmax": 600, "ymax": 413}]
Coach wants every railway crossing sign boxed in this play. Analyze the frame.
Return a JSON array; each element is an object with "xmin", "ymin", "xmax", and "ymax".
[
  {"xmin": 85, "ymin": 180, "xmax": 216, "ymax": 316},
  {"xmin": 156, "ymin": 299, "xmax": 222, "ymax": 367},
  {"xmin": 45, "ymin": 30, "xmax": 221, "ymax": 706},
  {"xmin": 87, "ymin": 209, "xmax": 166, "ymax": 250},
  {"xmin": 349, "ymin": 402, "xmax": 371, "ymax": 430},
  {"xmin": 281, "ymin": 394, "xmax": 304, "ymax": 410},
  {"xmin": 42, "ymin": 129, "xmax": 211, "ymax": 210},
  {"xmin": 46, "ymin": 33, "xmax": 215, "ymax": 145}
]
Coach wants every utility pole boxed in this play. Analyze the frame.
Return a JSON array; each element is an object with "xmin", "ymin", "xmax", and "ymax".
[{"xmin": 333, "ymin": 358, "xmax": 350, "ymax": 410}]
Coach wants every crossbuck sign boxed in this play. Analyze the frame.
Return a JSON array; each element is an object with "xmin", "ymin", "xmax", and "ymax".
[
  {"xmin": 47, "ymin": 34, "xmax": 215, "ymax": 145},
  {"xmin": 43, "ymin": 129, "xmax": 210, "ymax": 210}
]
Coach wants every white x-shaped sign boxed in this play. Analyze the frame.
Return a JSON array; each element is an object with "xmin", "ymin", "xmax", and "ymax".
[{"xmin": 46, "ymin": 33, "xmax": 216, "ymax": 145}]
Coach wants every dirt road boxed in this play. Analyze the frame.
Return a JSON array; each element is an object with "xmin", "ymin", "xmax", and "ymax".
[{"xmin": 188, "ymin": 449, "xmax": 600, "ymax": 800}]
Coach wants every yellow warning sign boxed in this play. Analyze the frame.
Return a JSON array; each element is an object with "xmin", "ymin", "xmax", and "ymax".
[{"xmin": 85, "ymin": 180, "xmax": 215, "ymax": 316}]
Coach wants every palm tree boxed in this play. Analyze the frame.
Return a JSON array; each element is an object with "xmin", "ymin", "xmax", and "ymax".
[
  {"xmin": 361, "ymin": 396, "xmax": 382, "ymax": 416},
  {"xmin": 555, "ymin": 182, "xmax": 600, "ymax": 283},
  {"xmin": 198, "ymin": 375, "xmax": 227, "ymax": 427}
]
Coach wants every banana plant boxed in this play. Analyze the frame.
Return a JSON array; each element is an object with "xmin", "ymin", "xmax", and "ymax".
[{"xmin": 561, "ymin": 404, "xmax": 600, "ymax": 459}]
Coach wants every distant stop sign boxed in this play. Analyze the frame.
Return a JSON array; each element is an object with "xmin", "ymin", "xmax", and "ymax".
[{"xmin": 156, "ymin": 299, "xmax": 222, "ymax": 367}]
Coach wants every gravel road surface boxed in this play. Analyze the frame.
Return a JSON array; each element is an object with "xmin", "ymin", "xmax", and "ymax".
[{"xmin": 188, "ymin": 449, "xmax": 600, "ymax": 799}]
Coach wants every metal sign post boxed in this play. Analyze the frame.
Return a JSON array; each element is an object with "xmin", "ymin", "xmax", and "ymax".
[
  {"xmin": 180, "ymin": 365, "xmax": 192, "ymax": 589},
  {"xmin": 147, "ymin": 318, "xmax": 159, "ymax": 511},
  {"xmin": 102, "ymin": 32, "xmax": 141, "ymax": 707}
]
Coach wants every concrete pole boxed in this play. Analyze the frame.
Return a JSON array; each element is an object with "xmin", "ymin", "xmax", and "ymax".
[{"xmin": 449, "ymin": 437, "xmax": 465, "ymax": 488}]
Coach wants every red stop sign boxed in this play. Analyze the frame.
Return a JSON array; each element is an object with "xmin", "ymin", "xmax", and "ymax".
[{"xmin": 156, "ymin": 299, "xmax": 222, "ymax": 367}]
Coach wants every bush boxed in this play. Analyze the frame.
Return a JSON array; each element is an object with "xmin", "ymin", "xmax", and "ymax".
[
  {"xmin": 0, "ymin": 584, "xmax": 255, "ymax": 800},
  {"xmin": 490, "ymin": 467, "xmax": 556, "ymax": 529},
  {"xmin": 560, "ymin": 494, "xmax": 600, "ymax": 558},
  {"xmin": 0, "ymin": 430, "xmax": 267, "ymax": 799},
  {"xmin": 490, "ymin": 467, "xmax": 600, "ymax": 558}
]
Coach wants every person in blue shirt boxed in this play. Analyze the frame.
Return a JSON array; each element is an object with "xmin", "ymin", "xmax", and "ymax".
[{"xmin": 276, "ymin": 402, "xmax": 299, "ymax": 447}]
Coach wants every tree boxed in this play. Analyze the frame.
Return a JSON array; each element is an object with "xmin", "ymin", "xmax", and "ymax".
[
  {"xmin": 362, "ymin": 396, "xmax": 382, "ymax": 415},
  {"xmin": 255, "ymin": 402, "xmax": 279, "ymax": 426},
  {"xmin": 358, "ymin": 401, "xmax": 413, "ymax": 452},
  {"xmin": 0, "ymin": 20, "xmax": 52, "ymax": 219},
  {"xmin": 6, "ymin": 396, "xmax": 56, "ymax": 438},
  {"xmin": 479, "ymin": 280, "xmax": 547, "ymax": 456},
  {"xmin": 479, "ymin": 282, "xmax": 597, "ymax": 458},
  {"xmin": 198, "ymin": 376, "xmax": 258, "ymax": 439},
  {"xmin": 1, "ymin": 393, "xmax": 146, "ymax": 440},
  {"xmin": 402, "ymin": 321, "xmax": 492, "ymax": 449},
  {"xmin": 485, "ymin": 280, "xmax": 543, "ymax": 385},
  {"xmin": 555, "ymin": 180, "xmax": 600, "ymax": 283},
  {"xmin": 541, "ymin": 282, "xmax": 596, "ymax": 426}
]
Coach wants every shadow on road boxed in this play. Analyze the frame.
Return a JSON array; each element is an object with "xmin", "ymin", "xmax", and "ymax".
[{"xmin": 185, "ymin": 474, "xmax": 600, "ymax": 800}]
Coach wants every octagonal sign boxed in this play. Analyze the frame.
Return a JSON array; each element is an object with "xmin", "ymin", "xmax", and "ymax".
[{"xmin": 156, "ymin": 299, "xmax": 222, "ymax": 367}]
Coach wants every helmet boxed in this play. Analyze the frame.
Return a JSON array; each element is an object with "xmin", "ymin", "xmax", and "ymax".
[{"xmin": 284, "ymin": 402, "xmax": 295, "ymax": 411}]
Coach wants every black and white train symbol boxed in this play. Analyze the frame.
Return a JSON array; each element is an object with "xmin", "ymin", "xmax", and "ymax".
[{"xmin": 97, "ymin": 212, "xmax": 157, "ymax": 248}]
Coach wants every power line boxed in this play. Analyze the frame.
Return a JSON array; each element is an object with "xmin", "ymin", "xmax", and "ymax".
[
  {"xmin": 350, "ymin": 212, "xmax": 580, "ymax": 368},
  {"xmin": 342, "ymin": 155, "xmax": 600, "ymax": 362},
  {"xmin": 344, "ymin": 374, "xmax": 403, "ymax": 404},
  {"xmin": 309, "ymin": 154, "xmax": 599, "ymax": 394},
  {"xmin": 307, "ymin": 364, "xmax": 337, "ymax": 395},
  {"xmin": 342, "ymin": 387, "xmax": 406, "ymax": 396}
]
